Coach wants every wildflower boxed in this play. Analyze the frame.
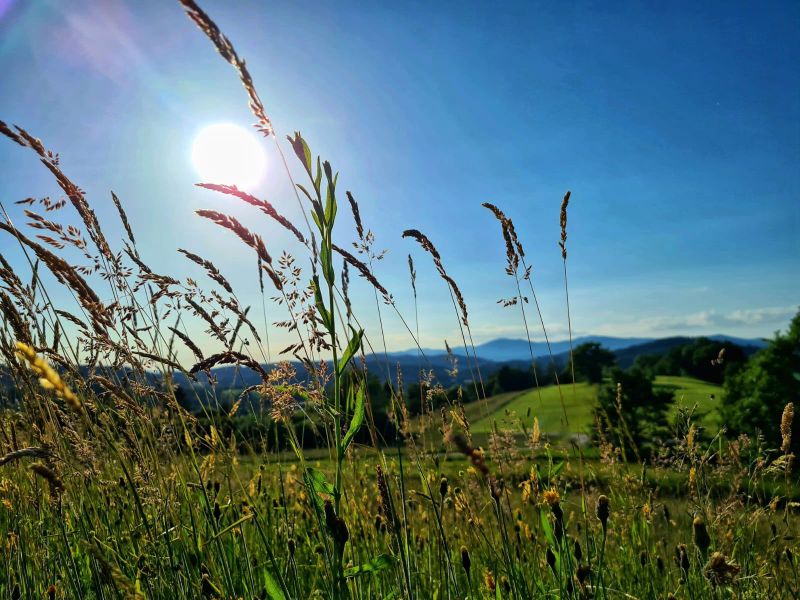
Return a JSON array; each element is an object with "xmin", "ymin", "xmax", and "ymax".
[
  {"xmin": 596, "ymin": 495, "xmax": 610, "ymax": 531},
  {"xmin": 573, "ymin": 539, "xmax": 583, "ymax": 561},
  {"xmin": 543, "ymin": 488, "xmax": 560, "ymax": 507},
  {"xmin": 439, "ymin": 476, "xmax": 448, "ymax": 500},
  {"xmin": 48, "ymin": 585, "xmax": 56, "ymax": 600},
  {"xmin": 693, "ymin": 515, "xmax": 711, "ymax": 556},
  {"xmin": 14, "ymin": 341, "xmax": 80, "ymax": 410},
  {"xmin": 483, "ymin": 570, "xmax": 495, "ymax": 592},
  {"xmin": 688, "ymin": 466, "xmax": 696, "ymax": 492},
  {"xmin": 704, "ymin": 552, "xmax": 740, "ymax": 587}
]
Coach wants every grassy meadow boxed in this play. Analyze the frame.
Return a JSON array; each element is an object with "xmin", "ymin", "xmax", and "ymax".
[
  {"xmin": 469, "ymin": 376, "xmax": 724, "ymax": 437},
  {"xmin": 0, "ymin": 2, "xmax": 797, "ymax": 600}
]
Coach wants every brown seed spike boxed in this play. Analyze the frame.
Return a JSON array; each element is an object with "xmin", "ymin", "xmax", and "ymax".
[{"xmin": 559, "ymin": 191, "xmax": 571, "ymax": 259}]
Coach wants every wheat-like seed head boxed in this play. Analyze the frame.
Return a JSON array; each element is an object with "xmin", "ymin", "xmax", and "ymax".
[
  {"xmin": 15, "ymin": 341, "xmax": 80, "ymax": 410},
  {"xmin": 780, "ymin": 402, "xmax": 794, "ymax": 454}
]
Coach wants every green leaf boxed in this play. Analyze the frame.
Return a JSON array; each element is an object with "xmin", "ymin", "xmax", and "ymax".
[
  {"xmin": 344, "ymin": 553, "xmax": 393, "ymax": 578},
  {"xmin": 311, "ymin": 276, "xmax": 332, "ymax": 331},
  {"xmin": 551, "ymin": 461, "xmax": 565, "ymax": 478},
  {"xmin": 341, "ymin": 381, "xmax": 365, "ymax": 454},
  {"xmin": 304, "ymin": 467, "xmax": 335, "ymax": 512},
  {"xmin": 296, "ymin": 183, "xmax": 315, "ymax": 204},
  {"xmin": 314, "ymin": 156, "xmax": 322, "ymax": 196},
  {"xmin": 263, "ymin": 569, "xmax": 287, "ymax": 600},
  {"xmin": 288, "ymin": 132, "xmax": 313, "ymax": 178},
  {"xmin": 539, "ymin": 508, "xmax": 556, "ymax": 548},
  {"xmin": 337, "ymin": 327, "xmax": 363, "ymax": 375}
]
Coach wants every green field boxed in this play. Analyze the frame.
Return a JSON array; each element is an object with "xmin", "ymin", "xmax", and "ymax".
[{"xmin": 470, "ymin": 376, "xmax": 723, "ymax": 436}]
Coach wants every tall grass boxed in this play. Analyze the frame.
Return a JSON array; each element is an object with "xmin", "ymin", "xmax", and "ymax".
[{"xmin": 0, "ymin": 2, "xmax": 796, "ymax": 599}]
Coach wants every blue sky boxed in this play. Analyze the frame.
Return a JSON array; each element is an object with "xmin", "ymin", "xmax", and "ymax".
[{"xmin": 0, "ymin": 0, "xmax": 798, "ymax": 357}]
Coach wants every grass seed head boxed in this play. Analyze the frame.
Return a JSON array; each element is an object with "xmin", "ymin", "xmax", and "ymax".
[
  {"xmin": 596, "ymin": 494, "xmax": 610, "ymax": 530},
  {"xmin": 781, "ymin": 402, "xmax": 794, "ymax": 453}
]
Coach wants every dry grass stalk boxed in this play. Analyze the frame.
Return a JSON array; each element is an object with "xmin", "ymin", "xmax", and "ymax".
[
  {"xmin": 559, "ymin": 191, "xmax": 571, "ymax": 260},
  {"xmin": 178, "ymin": 249, "xmax": 233, "ymax": 294},
  {"xmin": 197, "ymin": 183, "xmax": 305, "ymax": 244},
  {"xmin": 178, "ymin": 0, "xmax": 273, "ymax": 136},
  {"xmin": 0, "ymin": 221, "xmax": 111, "ymax": 331},
  {"xmin": 402, "ymin": 229, "xmax": 468, "ymax": 327},
  {"xmin": 331, "ymin": 243, "xmax": 390, "ymax": 301},
  {"xmin": 168, "ymin": 326, "xmax": 205, "ymax": 362},
  {"xmin": 189, "ymin": 350, "xmax": 268, "ymax": 381}
]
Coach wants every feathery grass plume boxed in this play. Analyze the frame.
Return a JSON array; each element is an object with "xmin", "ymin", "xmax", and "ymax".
[
  {"xmin": 29, "ymin": 462, "xmax": 63, "ymax": 497},
  {"xmin": 167, "ymin": 326, "xmax": 205, "ymax": 362},
  {"xmin": 0, "ymin": 446, "xmax": 51, "ymax": 467},
  {"xmin": 376, "ymin": 465, "xmax": 397, "ymax": 529},
  {"xmin": 481, "ymin": 202, "xmax": 519, "ymax": 273},
  {"xmin": 0, "ymin": 124, "xmax": 116, "ymax": 265},
  {"xmin": 0, "ymin": 120, "xmax": 25, "ymax": 146},
  {"xmin": 195, "ymin": 209, "xmax": 282, "ymax": 290},
  {"xmin": 407, "ymin": 254, "xmax": 417, "ymax": 297},
  {"xmin": 341, "ymin": 261, "xmax": 352, "ymax": 321},
  {"xmin": 693, "ymin": 515, "xmax": 711, "ymax": 556},
  {"xmin": 111, "ymin": 191, "xmax": 136, "ymax": 247},
  {"xmin": 781, "ymin": 402, "xmax": 794, "ymax": 453},
  {"xmin": 178, "ymin": 1, "xmax": 273, "ymax": 136},
  {"xmin": 195, "ymin": 210, "xmax": 271, "ymax": 264},
  {"xmin": 0, "ymin": 291, "xmax": 31, "ymax": 345},
  {"xmin": 91, "ymin": 375, "xmax": 145, "ymax": 417},
  {"xmin": 189, "ymin": 350, "xmax": 268, "ymax": 380},
  {"xmin": 346, "ymin": 191, "xmax": 365, "ymax": 242},
  {"xmin": 15, "ymin": 341, "xmax": 80, "ymax": 410},
  {"xmin": 559, "ymin": 191, "xmax": 571, "ymax": 260},
  {"xmin": 196, "ymin": 184, "xmax": 306, "ymax": 244},
  {"xmin": 331, "ymin": 243, "xmax": 390, "ymax": 300},
  {"xmin": 402, "ymin": 229, "xmax": 468, "ymax": 327},
  {"xmin": 178, "ymin": 249, "xmax": 233, "ymax": 293},
  {"xmin": 0, "ymin": 222, "xmax": 111, "ymax": 330}
]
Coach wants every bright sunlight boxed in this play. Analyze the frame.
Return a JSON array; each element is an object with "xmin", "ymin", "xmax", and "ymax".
[{"xmin": 190, "ymin": 122, "xmax": 266, "ymax": 190}]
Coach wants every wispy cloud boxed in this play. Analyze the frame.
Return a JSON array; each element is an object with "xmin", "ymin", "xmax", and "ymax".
[{"xmin": 591, "ymin": 305, "xmax": 797, "ymax": 337}]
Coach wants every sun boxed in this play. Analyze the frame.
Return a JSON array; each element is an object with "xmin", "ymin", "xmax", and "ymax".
[{"xmin": 191, "ymin": 123, "xmax": 267, "ymax": 190}]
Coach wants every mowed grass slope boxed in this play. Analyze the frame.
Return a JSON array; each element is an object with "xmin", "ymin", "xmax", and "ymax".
[{"xmin": 470, "ymin": 375, "xmax": 723, "ymax": 435}]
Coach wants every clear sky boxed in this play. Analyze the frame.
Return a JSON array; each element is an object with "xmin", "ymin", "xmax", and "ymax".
[{"xmin": 0, "ymin": 0, "xmax": 798, "ymax": 357}]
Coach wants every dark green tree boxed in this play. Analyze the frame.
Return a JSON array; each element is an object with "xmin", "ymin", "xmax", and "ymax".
[
  {"xmin": 721, "ymin": 310, "xmax": 800, "ymax": 453},
  {"xmin": 594, "ymin": 367, "xmax": 675, "ymax": 460},
  {"xmin": 567, "ymin": 342, "xmax": 617, "ymax": 384}
]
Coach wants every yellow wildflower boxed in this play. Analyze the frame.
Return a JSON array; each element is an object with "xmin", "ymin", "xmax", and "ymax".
[{"xmin": 542, "ymin": 488, "xmax": 560, "ymax": 507}]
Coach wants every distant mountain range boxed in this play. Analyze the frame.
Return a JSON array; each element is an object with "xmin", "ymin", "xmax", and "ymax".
[
  {"xmin": 179, "ymin": 334, "xmax": 767, "ymax": 389},
  {"xmin": 391, "ymin": 334, "xmax": 767, "ymax": 364}
]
